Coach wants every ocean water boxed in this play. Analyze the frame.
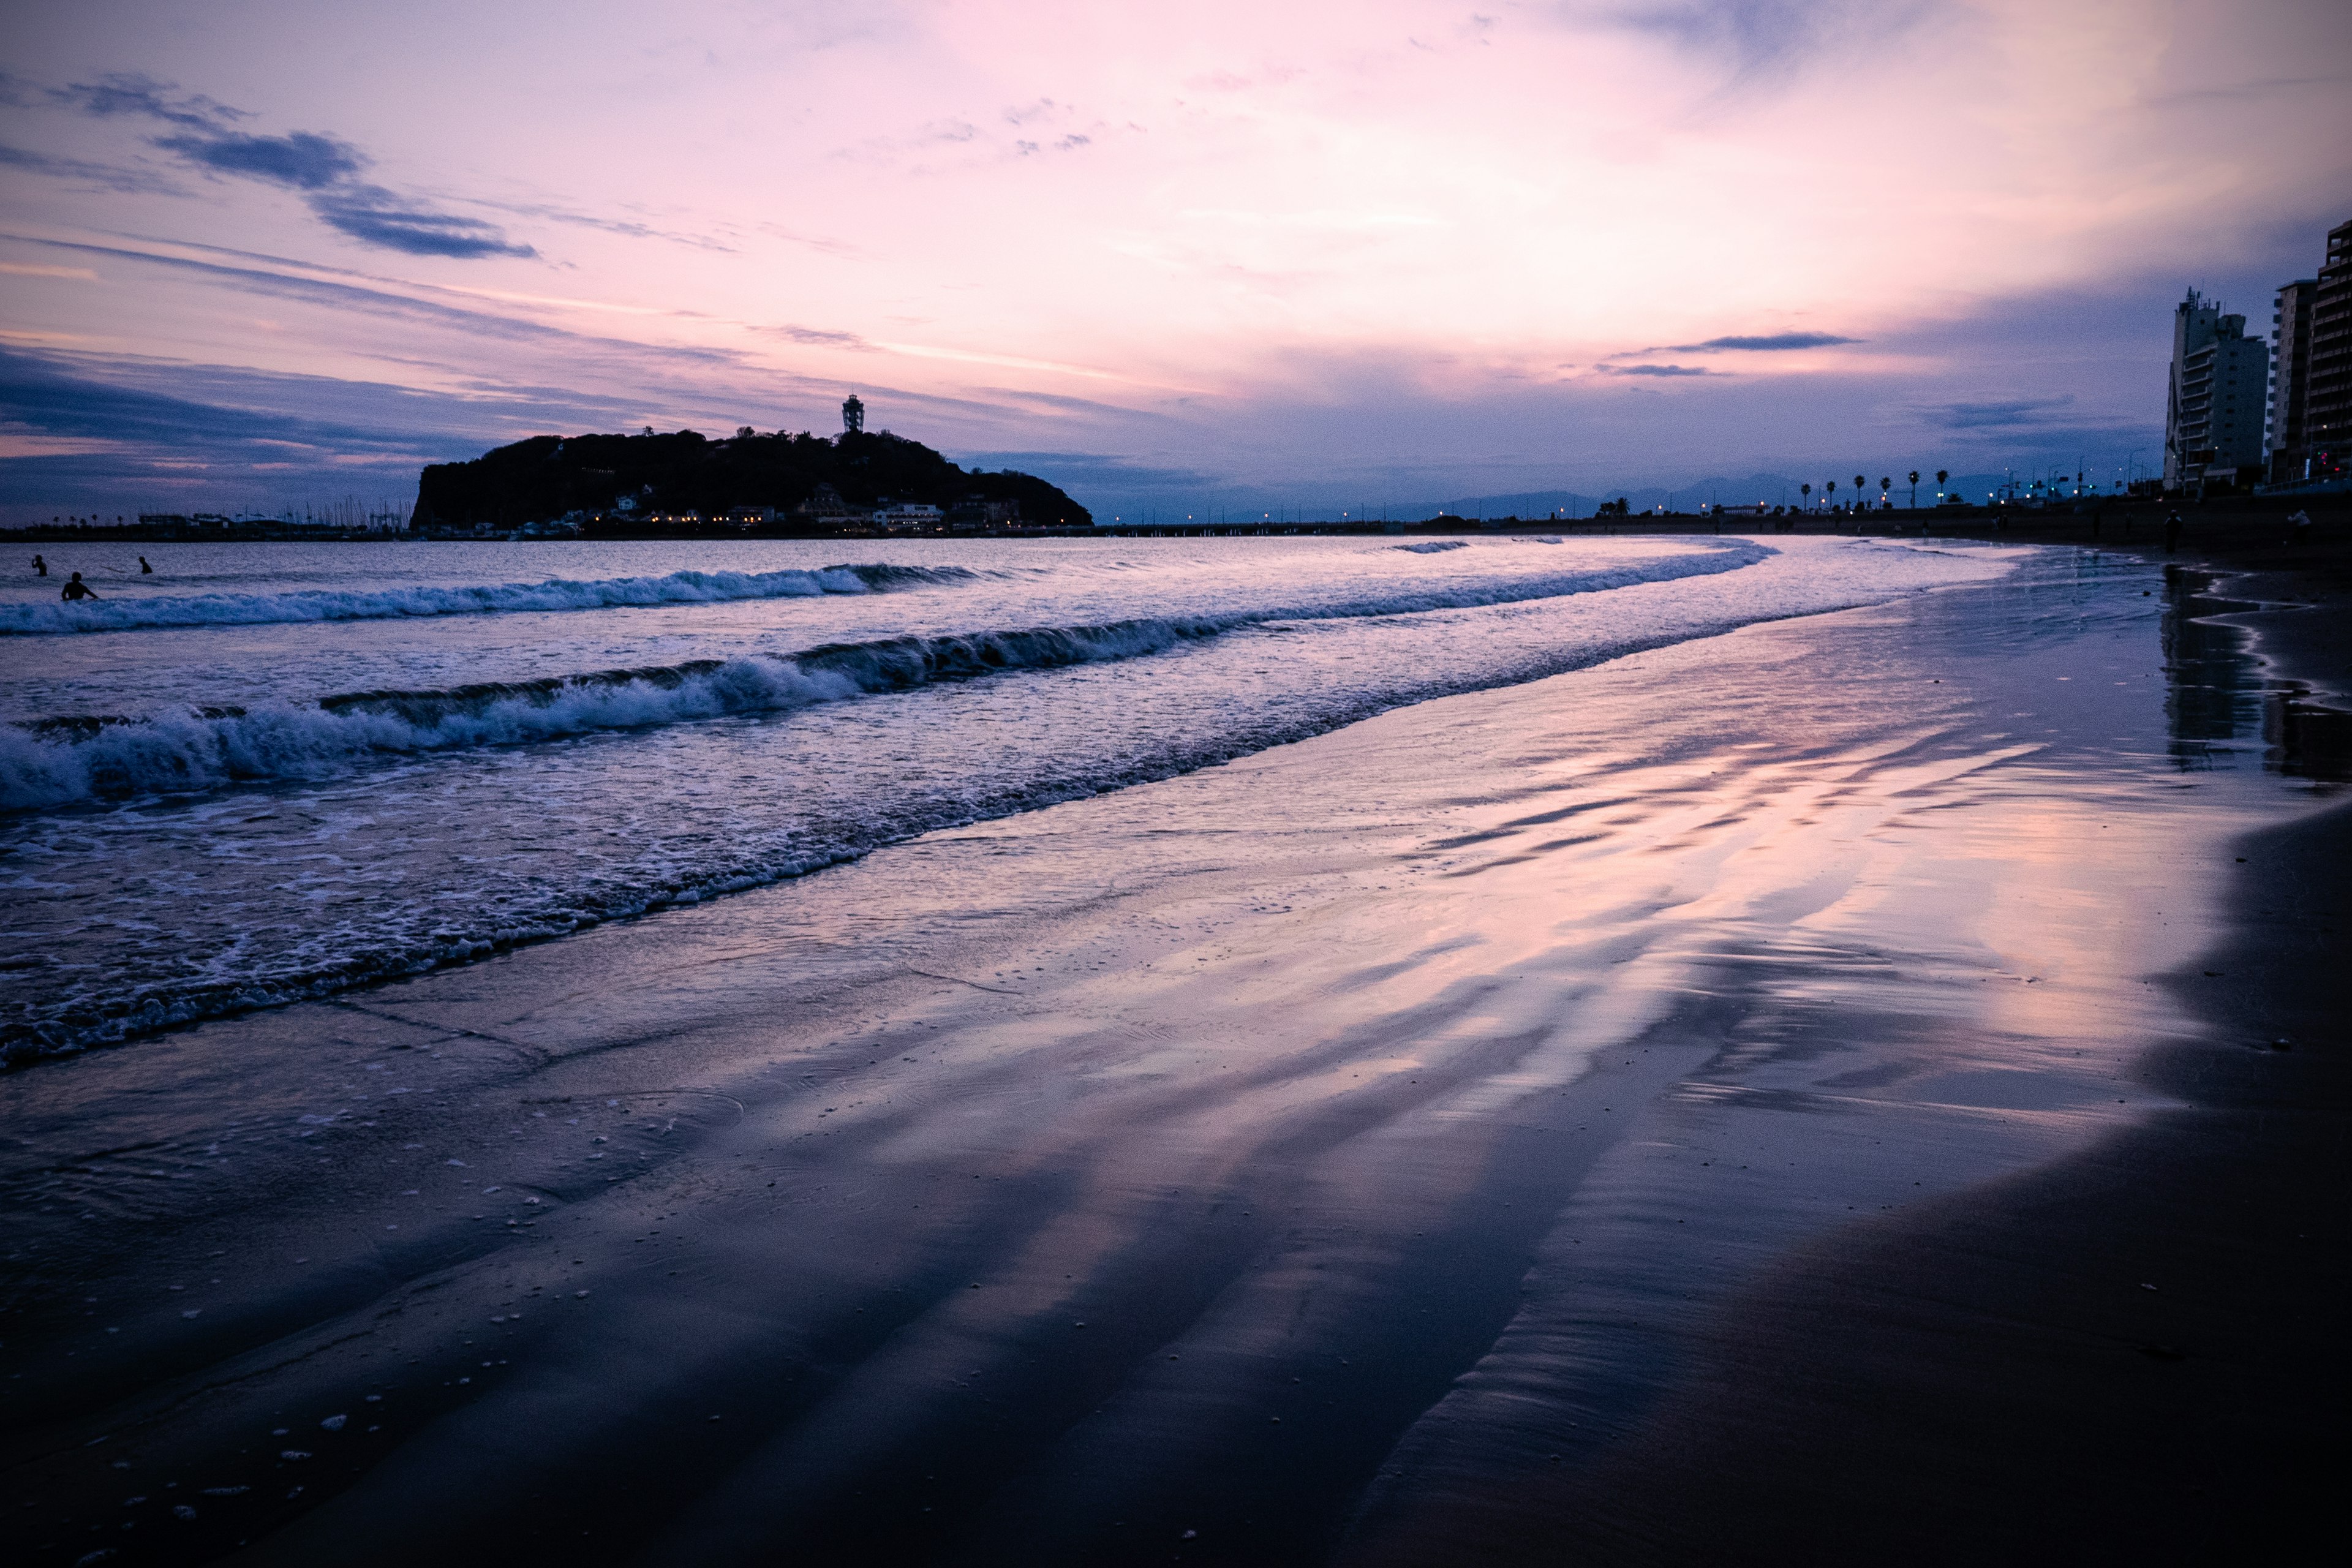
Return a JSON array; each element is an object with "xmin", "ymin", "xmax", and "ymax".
[
  {"xmin": 0, "ymin": 534, "xmax": 2008, "ymax": 1060},
  {"xmin": 7, "ymin": 538, "xmax": 2325, "ymax": 1562}
]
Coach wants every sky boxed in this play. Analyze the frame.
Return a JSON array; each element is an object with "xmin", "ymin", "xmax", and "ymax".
[{"xmin": 1, "ymin": 0, "xmax": 2346, "ymax": 524}]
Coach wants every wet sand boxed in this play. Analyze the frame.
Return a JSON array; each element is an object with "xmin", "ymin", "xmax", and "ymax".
[
  {"xmin": 1402, "ymin": 531, "xmax": 2348, "ymax": 1566},
  {"xmin": 4, "ymin": 540, "xmax": 2343, "ymax": 1564}
]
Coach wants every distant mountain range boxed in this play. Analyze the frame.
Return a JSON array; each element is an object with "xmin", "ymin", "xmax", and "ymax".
[{"xmin": 413, "ymin": 428, "xmax": 1091, "ymax": 528}]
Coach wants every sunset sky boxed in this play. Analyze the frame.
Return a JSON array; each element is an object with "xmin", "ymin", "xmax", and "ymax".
[{"xmin": 2, "ymin": 0, "xmax": 2346, "ymax": 521}]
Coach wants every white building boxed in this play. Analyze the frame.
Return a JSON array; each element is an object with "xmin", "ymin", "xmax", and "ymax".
[
  {"xmin": 874, "ymin": 502, "xmax": 944, "ymax": 531},
  {"xmin": 2165, "ymin": 289, "xmax": 2269, "ymax": 488}
]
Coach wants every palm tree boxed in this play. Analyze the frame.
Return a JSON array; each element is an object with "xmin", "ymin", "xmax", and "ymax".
[
  {"xmin": 1908, "ymin": 469, "xmax": 1920, "ymax": 508},
  {"xmin": 1936, "ymin": 468, "xmax": 1949, "ymax": 502},
  {"xmin": 1801, "ymin": 482, "xmax": 1811, "ymax": 516}
]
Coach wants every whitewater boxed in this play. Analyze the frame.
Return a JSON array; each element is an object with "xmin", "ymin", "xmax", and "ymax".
[
  {"xmin": 0, "ymin": 560, "xmax": 982, "ymax": 636},
  {"xmin": 2, "ymin": 543, "xmax": 1770, "ymax": 810},
  {"xmin": 0, "ymin": 533, "xmax": 2011, "ymax": 1061}
]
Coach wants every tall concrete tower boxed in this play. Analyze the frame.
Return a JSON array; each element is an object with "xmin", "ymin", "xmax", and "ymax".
[{"xmin": 842, "ymin": 394, "xmax": 865, "ymax": 435}]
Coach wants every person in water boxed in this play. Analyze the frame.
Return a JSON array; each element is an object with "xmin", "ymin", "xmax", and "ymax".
[
  {"xmin": 60, "ymin": 571, "xmax": 99, "ymax": 601},
  {"xmin": 139, "ymin": 556, "xmax": 153, "ymax": 574},
  {"xmin": 32, "ymin": 554, "xmax": 46, "ymax": 577}
]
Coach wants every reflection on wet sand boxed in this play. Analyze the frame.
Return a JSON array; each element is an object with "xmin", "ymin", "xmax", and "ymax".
[
  {"xmin": 0, "ymin": 546, "xmax": 2326, "ymax": 1565},
  {"xmin": 2163, "ymin": 563, "xmax": 2351, "ymax": 780}
]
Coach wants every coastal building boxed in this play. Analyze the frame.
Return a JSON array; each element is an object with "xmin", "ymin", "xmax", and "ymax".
[
  {"xmin": 2163, "ymin": 289, "xmax": 2267, "ymax": 489},
  {"xmin": 842, "ymin": 394, "xmax": 865, "ymax": 435},
  {"xmin": 793, "ymin": 483, "xmax": 864, "ymax": 531},
  {"xmin": 875, "ymin": 501, "xmax": 944, "ymax": 532},
  {"xmin": 2268, "ymin": 277, "xmax": 2318, "ymax": 481},
  {"xmin": 2304, "ymin": 219, "xmax": 2352, "ymax": 483},
  {"xmin": 948, "ymin": 496, "xmax": 1022, "ymax": 529}
]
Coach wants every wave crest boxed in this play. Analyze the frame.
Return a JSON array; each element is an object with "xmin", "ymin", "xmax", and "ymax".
[
  {"xmin": 3, "ymin": 541, "xmax": 1770, "ymax": 812},
  {"xmin": 1, "ymin": 619, "xmax": 1222, "ymax": 811},
  {"xmin": 0, "ymin": 561, "xmax": 982, "ymax": 636}
]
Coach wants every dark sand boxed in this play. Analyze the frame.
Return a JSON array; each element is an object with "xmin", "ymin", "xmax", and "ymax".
[
  {"xmin": 4, "ymin": 530, "xmax": 2345, "ymax": 1565},
  {"xmin": 1359, "ymin": 514, "xmax": 2351, "ymax": 1565},
  {"xmin": 1351, "ymin": 788, "xmax": 2352, "ymax": 1565}
]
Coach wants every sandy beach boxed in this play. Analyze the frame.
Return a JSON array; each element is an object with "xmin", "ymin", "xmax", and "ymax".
[{"xmin": 4, "ymin": 534, "xmax": 2344, "ymax": 1566}]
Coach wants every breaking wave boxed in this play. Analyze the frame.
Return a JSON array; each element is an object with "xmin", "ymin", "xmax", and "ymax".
[
  {"xmin": 0, "ymin": 561, "xmax": 984, "ymax": 636},
  {"xmin": 1, "ymin": 540, "xmax": 1770, "ymax": 813},
  {"xmin": 0, "ymin": 622, "xmax": 1216, "ymax": 812}
]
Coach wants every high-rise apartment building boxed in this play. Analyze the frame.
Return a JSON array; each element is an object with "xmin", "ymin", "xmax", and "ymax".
[
  {"xmin": 2267, "ymin": 277, "xmax": 2317, "ymax": 481},
  {"xmin": 2302, "ymin": 218, "xmax": 2352, "ymax": 481},
  {"xmin": 2164, "ymin": 290, "xmax": 2268, "ymax": 489}
]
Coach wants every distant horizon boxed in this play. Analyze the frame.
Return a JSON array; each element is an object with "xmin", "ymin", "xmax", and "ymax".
[{"xmin": 10, "ymin": 466, "xmax": 2127, "ymax": 532}]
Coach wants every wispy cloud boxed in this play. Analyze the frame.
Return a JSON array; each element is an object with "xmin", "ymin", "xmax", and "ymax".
[
  {"xmin": 753, "ymin": 323, "xmax": 873, "ymax": 349},
  {"xmin": 0, "ymin": 233, "xmax": 722, "ymax": 364},
  {"xmin": 51, "ymin": 75, "xmax": 534, "ymax": 260},
  {"xmin": 0, "ymin": 262, "xmax": 99, "ymax": 280},
  {"xmin": 0, "ymin": 346, "xmax": 458, "ymax": 454},
  {"xmin": 0, "ymin": 141, "xmax": 184, "ymax": 195},
  {"xmin": 1591, "ymin": 1, "xmax": 1937, "ymax": 89},
  {"xmin": 307, "ymin": 187, "xmax": 536, "ymax": 259},
  {"xmin": 467, "ymin": 198, "xmax": 739, "ymax": 254},
  {"xmin": 51, "ymin": 72, "xmax": 245, "ymax": 131},
  {"xmin": 0, "ymin": 344, "xmax": 668, "ymax": 514},
  {"xmin": 1671, "ymin": 330, "xmax": 1858, "ymax": 350},
  {"xmin": 154, "ymin": 129, "xmax": 363, "ymax": 189},
  {"xmin": 1923, "ymin": 396, "xmax": 2076, "ymax": 429},
  {"xmin": 1603, "ymin": 363, "xmax": 1712, "ymax": 376}
]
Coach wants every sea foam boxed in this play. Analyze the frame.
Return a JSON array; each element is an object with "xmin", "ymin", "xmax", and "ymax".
[
  {"xmin": 2, "ymin": 543, "xmax": 1768, "ymax": 812},
  {"xmin": 0, "ymin": 561, "xmax": 981, "ymax": 636}
]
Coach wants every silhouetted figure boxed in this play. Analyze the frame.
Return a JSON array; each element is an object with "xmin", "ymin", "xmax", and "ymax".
[
  {"xmin": 60, "ymin": 571, "xmax": 99, "ymax": 601},
  {"xmin": 32, "ymin": 554, "xmax": 46, "ymax": 577},
  {"xmin": 139, "ymin": 556, "xmax": 153, "ymax": 574},
  {"xmin": 2287, "ymin": 509, "xmax": 2312, "ymax": 546},
  {"xmin": 2164, "ymin": 510, "xmax": 2182, "ymax": 554}
]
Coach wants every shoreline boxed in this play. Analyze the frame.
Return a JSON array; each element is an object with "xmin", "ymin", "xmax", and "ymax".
[
  {"xmin": 1350, "ymin": 533, "xmax": 2352, "ymax": 1563},
  {"xmin": 1426, "ymin": 797, "xmax": 2350, "ymax": 1566},
  {"xmin": 2, "ymin": 538, "xmax": 2343, "ymax": 1563}
]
